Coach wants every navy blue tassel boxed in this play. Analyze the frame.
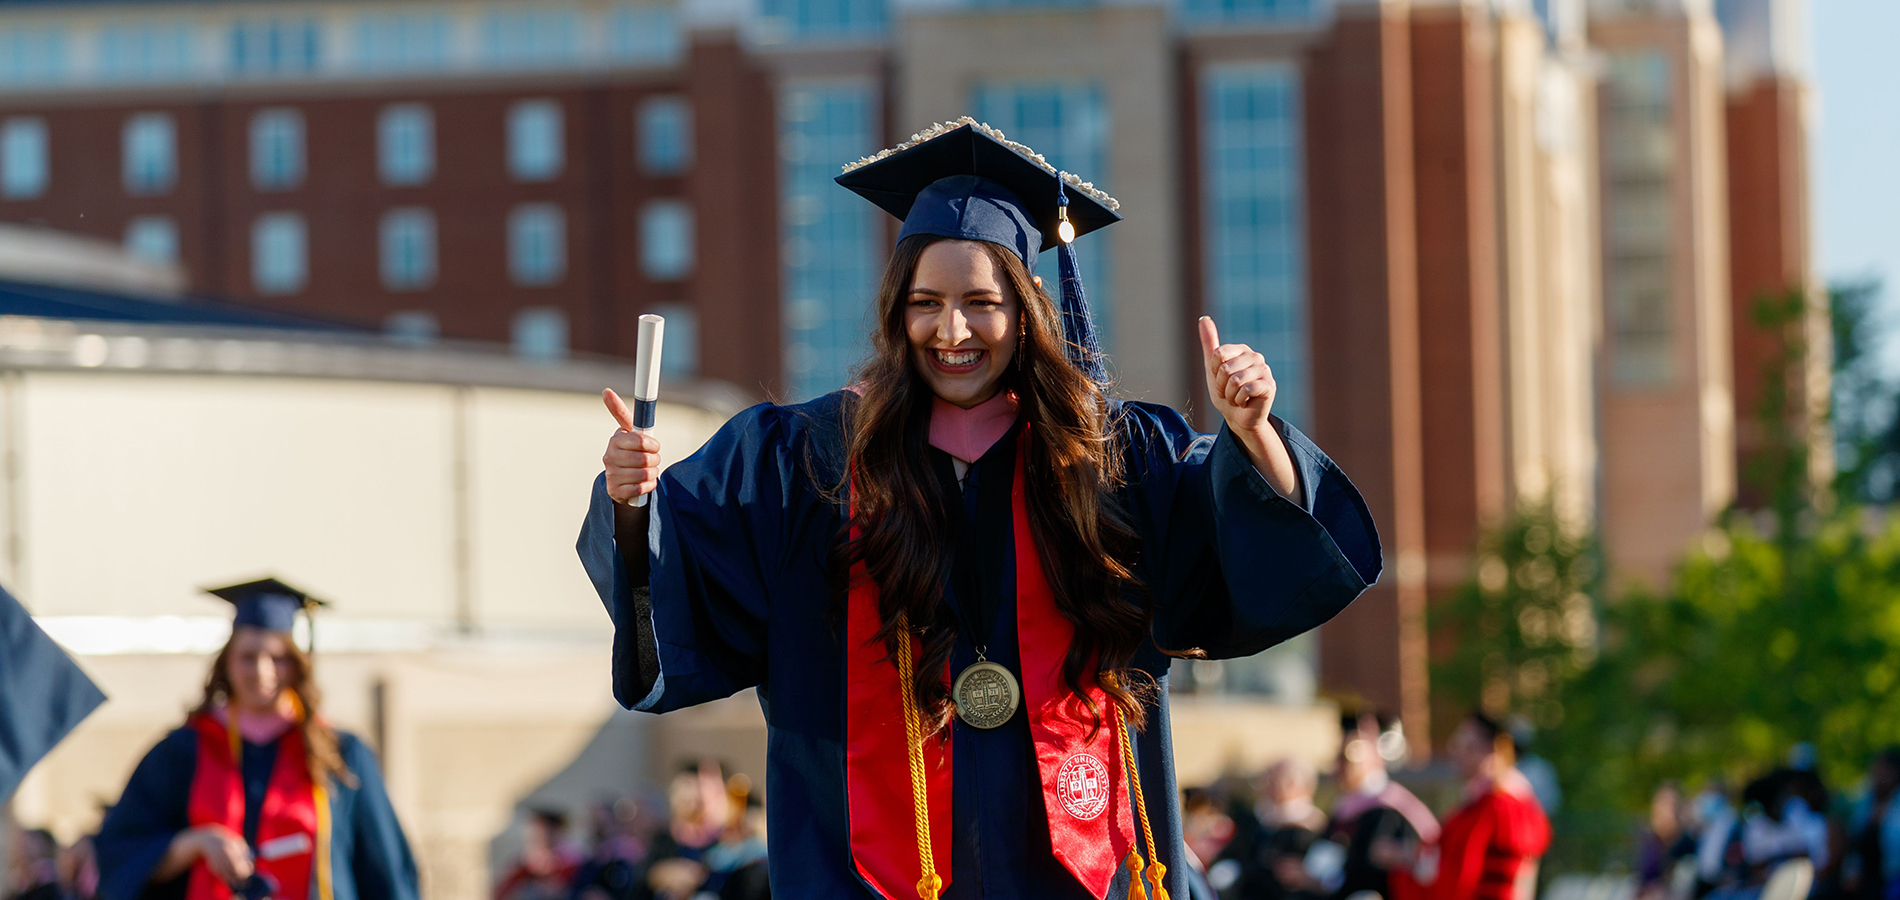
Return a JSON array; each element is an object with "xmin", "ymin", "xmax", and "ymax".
[{"xmin": 1055, "ymin": 185, "xmax": 1107, "ymax": 389}]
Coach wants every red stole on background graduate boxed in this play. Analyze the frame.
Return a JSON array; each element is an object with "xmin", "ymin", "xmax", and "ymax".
[
  {"xmin": 185, "ymin": 712, "xmax": 326, "ymax": 900},
  {"xmin": 844, "ymin": 433, "xmax": 1141, "ymax": 900}
]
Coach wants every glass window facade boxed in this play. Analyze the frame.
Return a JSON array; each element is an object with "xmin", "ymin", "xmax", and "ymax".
[
  {"xmin": 640, "ymin": 201, "xmax": 695, "ymax": 281},
  {"xmin": 1179, "ymin": 0, "xmax": 1315, "ymax": 24},
  {"xmin": 608, "ymin": 6, "xmax": 682, "ymax": 65},
  {"xmin": 123, "ymin": 113, "xmax": 177, "ymax": 196},
  {"xmin": 1200, "ymin": 63, "xmax": 1308, "ymax": 430},
  {"xmin": 230, "ymin": 18, "xmax": 320, "ymax": 76},
  {"xmin": 512, "ymin": 307, "xmax": 569, "ymax": 361},
  {"xmin": 353, "ymin": 13, "xmax": 451, "ymax": 72},
  {"xmin": 378, "ymin": 104, "xmax": 434, "ymax": 186},
  {"xmin": 759, "ymin": 0, "xmax": 886, "ymax": 41},
  {"xmin": 252, "ymin": 212, "xmax": 307, "ymax": 294},
  {"xmin": 638, "ymin": 97, "xmax": 692, "ymax": 175},
  {"xmin": 0, "ymin": 26, "xmax": 68, "ymax": 86},
  {"xmin": 777, "ymin": 82, "xmax": 880, "ymax": 400},
  {"xmin": 481, "ymin": 8, "xmax": 581, "ymax": 68},
  {"xmin": 381, "ymin": 208, "xmax": 437, "ymax": 291},
  {"xmin": 1601, "ymin": 51, "xmax": 1675, "ymax": 389},
  {"xmin": 508, "ymin": 100, "xmax": 564, "ymax": 182},
  {"xmin": 99, "ymin": 23, "xmax": 196, "ymax": 82},
  {"xmin": 1186, "ymin": 63, "xmax": 1314, "ymax": 702},
  {"xmin": 2, "ymin": 117, "xmax": 47, "ymax": 199},
  {"xmin": 249, "ymin": 108, "xmax": 305, "ymax": 191},
  {"xmin": 971, "ymin": 82, "xmax": 1113, "ymax": 350},
  {"xmin": 125, "ymin": 216, "xmax": 180, "ymax": 265},
  {"xmin": 509, "ymin": 203, "xmax": 566, "ymax": 286}
]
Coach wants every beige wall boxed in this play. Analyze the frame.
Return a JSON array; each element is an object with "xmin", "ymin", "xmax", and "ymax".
[
  {"xmin": 1495, "ymin": 13, "xmax": 1601, "ymax": 527},
  {"xmin": 5, "ymin": 360, "xmax": 734, "ymax": 900},
  {"xmin": 896, "ymin": 4, "xmax": 1188, "ymax": 407}
]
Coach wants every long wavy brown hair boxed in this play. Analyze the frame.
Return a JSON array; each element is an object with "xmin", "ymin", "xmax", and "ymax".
[
  {"xmin": 195, "ymin": 632, "xmax": 355, "ymax": 788},
  {"xmin": 841, "ymin": 233, "xmax": 1152, "ymax": 734}
]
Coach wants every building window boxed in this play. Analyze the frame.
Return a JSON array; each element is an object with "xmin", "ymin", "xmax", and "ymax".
[
  {"xmin": 759, "ymin": 0, "xmax": 886, "ymax": 40},
  {"xmin": 384, "ymin": 310, "xmax": 440, "ymax": 345},
  {"xmin": 640, "ymin": 201, "xmax": 694, "ymax": 281},
  {"xmin": 972, "ymin": 81, "xmax": 1113, "ymax": 348},
  {"xmin": 1602, "ymin": 51, "xmax": 1675, "ymax": 389},
  {"xmin": 778, "ymin": 82, "xmax": 880, "ymax": 400},
  {"xmin": 380, "ymin": 208, "xmax": 437, "ymax": 291},
  {"xmin": 252, "ymin": 212, "xmax": 307, "ymax": 294},
  {"xmin": 250, "ymin": 108, "xmax": 305, "ymax": 191},
  {"xmin": 638, "ymin": 97, "xmax": 692, "ymax": 175},
  {"xmin": 649, "ymin": 302, "xmax": 698, "ymax": 378},
  {"xmin": 1179, "ymin": 0, "xmax": 1314, "ymax": 23},
  {"xmin": 353, "ymin": 12, "xmax": 451, "ymax": 72},
  {"xmin": 512, "ymin": 307, "xmax": 568, "ymax": 361},
  {"xmin": 480, "ymin": 8, "xmax": 581, "ymax": 69},
  {"xmin": 123, "ymin": 113, "xmax": 177, "ymax": 196},
  {"xmin": 378, "ymin": 104, "xmax": 434, "ymax": 186},
  {"xmin": 230, "ymin": 18, "xmax": 321, "ymax": 76},
  {"xmin": 508, "ymin": 100, "xmax": 563, "ymax": 182},
  {"xmin": 99, "ymin": 23, "xmax": 196, "ymax": 82},
  {"xmin": 0, "ymin": 26, "xmax": 69, "ymax": 86},
  {"xmin": 607, "ymin": 6, "xmax": 682, "ymax": 65},
  {"xmin": 1200, "ymin": 63, "xmax": 1308, "ymax": 429},
  {"xmin": 2, "ymin": 117, "xmax": 47, "ymax": 199},
  {"xmin": 508, "ymin": 204, "xmax": 565, "ymax": 286},
  {"xmin": 125, "ymin": 216, "xmax": 180, "ymax": 264}
]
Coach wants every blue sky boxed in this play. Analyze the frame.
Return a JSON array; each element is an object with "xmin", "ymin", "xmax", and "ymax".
[{"xmin": 1812, "ymin": 0, "xmax": 1900, "ymax": 366}]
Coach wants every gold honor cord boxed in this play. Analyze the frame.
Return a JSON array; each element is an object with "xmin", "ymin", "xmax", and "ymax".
[
  {"xmin": 283, "ymin": 690, "xmax": 336, "ymax": 900},
  {"xmin": 1115, "ymin": 705, "xmax": 1169, "ymax": 900},
  {"xmin": 894, "ymin": 618, "xmax": 944, "ymax": 900}
]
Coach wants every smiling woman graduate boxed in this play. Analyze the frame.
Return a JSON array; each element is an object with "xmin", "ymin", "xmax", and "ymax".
[
  {"xmin": 94, "ymin": 580, "xmax": 419, "ymax": 900},
  {"xmin": 578, "ymin": 118, "xmax": 1383, "ymax": 900}
]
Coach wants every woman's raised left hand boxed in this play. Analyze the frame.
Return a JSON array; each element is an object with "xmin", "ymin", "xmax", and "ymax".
[{"xmin": 1198, "ymin": 316, "xmax": 1276, "ymax": 433}]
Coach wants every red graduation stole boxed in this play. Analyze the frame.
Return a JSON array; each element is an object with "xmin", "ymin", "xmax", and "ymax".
[
  {"xmin": 845, "ymin": 438, "xmax": 1140, "ymax": 900},
  {"xmin": 185, "ymin": 712, "xmax": 327, "ymax": 900}
]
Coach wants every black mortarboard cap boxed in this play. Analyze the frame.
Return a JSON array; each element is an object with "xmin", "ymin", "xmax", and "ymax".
[
  {"xmin": 204, "ymin": 577, "xmax": 326, "ymax": 633},
  {"xmin": 0, "ymin": 584, "xmax": 106, "ymax": 800},
  {"xmin": 835, "ymin": 118, "xmax": 1121, "ymax": 271},
  {"xmin": 836, "ymin": 118, "xmax": 1121, "ymax": 386}
]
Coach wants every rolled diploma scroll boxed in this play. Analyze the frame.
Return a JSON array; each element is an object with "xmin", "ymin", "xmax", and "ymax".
[{"xmin": 631, "ymin": 314, "xmax": 665, "ymax": 508}]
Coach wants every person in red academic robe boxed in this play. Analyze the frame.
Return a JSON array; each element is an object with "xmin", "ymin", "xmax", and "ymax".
[{"xmin": 1392, "ymin": 714, "xmax": 1549, "ymax": 900}]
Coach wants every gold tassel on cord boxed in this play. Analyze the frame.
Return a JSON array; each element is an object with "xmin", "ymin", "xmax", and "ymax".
[{"xmin": 1125, "ymin": 850, "xmax": 1150, "ymax": 900}]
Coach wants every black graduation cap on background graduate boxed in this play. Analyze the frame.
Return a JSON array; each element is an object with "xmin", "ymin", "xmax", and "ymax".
[
  {"xmin": 204, "ymin": 577, "xmax": 327, "ymax": 636},
  {"xmin": 0, "ymin": 584, "xmax": 106, "ymax": 801},
  {"xmin": 836, "ymin": 117, "xmax": 1122, "ymax": 387}
]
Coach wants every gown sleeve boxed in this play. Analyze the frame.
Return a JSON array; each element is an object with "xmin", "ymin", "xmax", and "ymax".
[
  {"xmin": 576, "ymin": 402, "xmax": 800, "ymax": 713},
  {"xmin": 1117, "ymin": 402, "xmax": 1382, "ymax": 659},
  {"xmin": 94, "ymin": 728, "xmax": 197, "ymax": 900},
  {"xmin": 339, "ymin": 734, "xmax": 420, "ymax": 900}
]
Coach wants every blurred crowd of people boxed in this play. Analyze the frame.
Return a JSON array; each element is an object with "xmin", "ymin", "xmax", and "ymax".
[
  {"xmin": 4, "ymin": 824, "xmax": 98, "ymax": 900},
  {"xmin": 1634, "ymin": 746, "xmax": 1900, "ymax": 900},
  {"xmin": 1180, "ymin": 710, "xmax": 1551, "ymax": 900},
  {"xmin": 493, "ymin": 761, "xmax": 767, "ymax": 900}
]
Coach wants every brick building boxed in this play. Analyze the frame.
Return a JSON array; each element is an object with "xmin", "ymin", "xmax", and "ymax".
[{"xmin": 0, "ymin": 0, "xmax": 1822, "ymax": 741}]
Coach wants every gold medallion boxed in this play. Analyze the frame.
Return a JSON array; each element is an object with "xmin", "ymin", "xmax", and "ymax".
[{"xmin": 952, "ymin": 660, "xmax": 1021, "ymax": 729}]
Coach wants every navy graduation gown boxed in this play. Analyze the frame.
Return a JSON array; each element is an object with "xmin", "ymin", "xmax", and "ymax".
[
  {"xmin": 576, "ymin": 391, "xmax": 1381, "ymax": 900},
  {"xmin": 95, "ymin": 727, "xmax": 420, "ymax": 900}
]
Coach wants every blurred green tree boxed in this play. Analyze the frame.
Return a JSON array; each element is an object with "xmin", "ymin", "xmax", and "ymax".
[{"xmin": 1434, "ymin": 279, "xmax": 1900, "ymax": 812}]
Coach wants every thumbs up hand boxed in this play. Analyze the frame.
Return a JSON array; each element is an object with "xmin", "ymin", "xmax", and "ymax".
[
  {"xmin": 1197, "ymin": 317, "xmax": 1299, "ymax": 499},
  {"xmin": 1199, "ymin": 316, "xmax": 1276, "ymax": 432},
  {"xmin": 602, "ymin": 389, "xmax": 661, "ymax": 505}
]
